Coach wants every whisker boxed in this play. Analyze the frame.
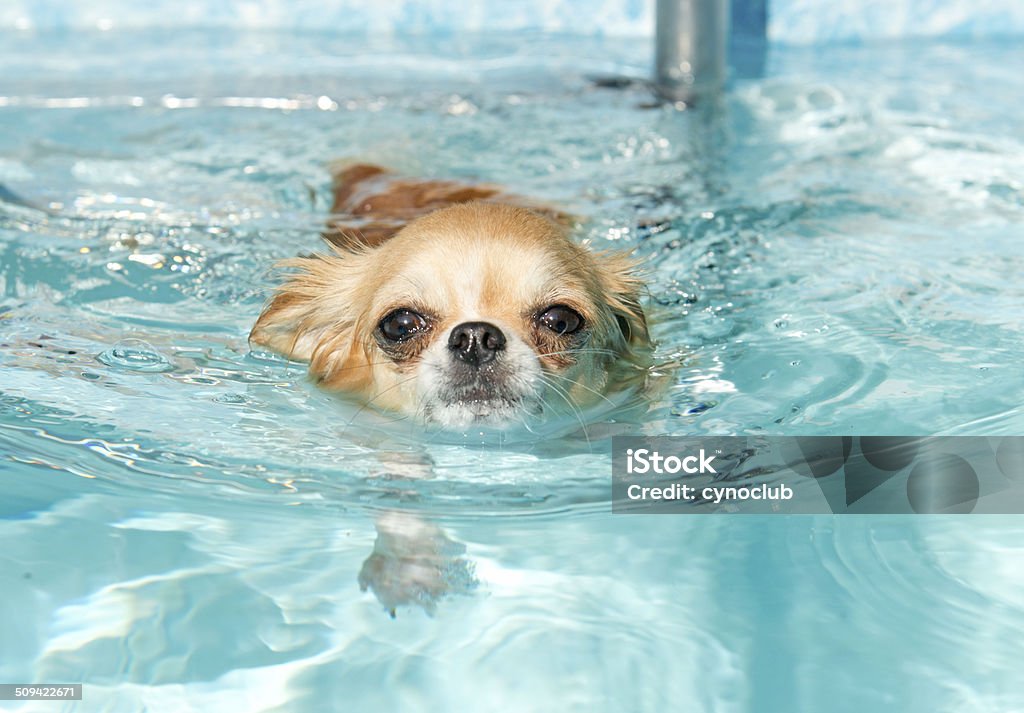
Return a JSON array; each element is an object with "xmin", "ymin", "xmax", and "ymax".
[
  {"xmin": 542, "ymin": 370, "xmax": 618, "ymax": 409},
  {"xmin": 339, "ymin": 373, "xmax": 419, "ymax": 436},
  {"xmin": 536, "ymin": 373, "xmax": 591, "ymax": 450},
  {"xmin": 537, "ymin": 347, "xmax": 621, "ymax": 360},
  {"xmin": 516, "ymin": 414, "xmax": 540, "ymax": 435},
  {"xmin": 273, "ymin": 356, "xmax": 401, "ymax": 377}
]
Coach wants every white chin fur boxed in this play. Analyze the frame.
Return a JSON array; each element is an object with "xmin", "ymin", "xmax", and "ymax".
[
  {"xmin": 423, "ymin": 400, "xmax": 530, "ymax": 429},
  {"xmin": 414, "ymin": 328, "xmax": 543, "ymax": 429}
]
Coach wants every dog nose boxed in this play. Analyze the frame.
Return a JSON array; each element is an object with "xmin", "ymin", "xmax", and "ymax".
[{"xmin": 448, "ymin": 321, "xmax": 506, "ymax": 367}]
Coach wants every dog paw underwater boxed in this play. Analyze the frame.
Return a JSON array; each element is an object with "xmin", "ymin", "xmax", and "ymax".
[{"xmin": 249, "ymin": 164, "xmax": 656, "ymax": 432}]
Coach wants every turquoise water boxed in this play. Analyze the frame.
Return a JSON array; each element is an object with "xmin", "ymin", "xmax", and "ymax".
[{"xmin": 2, "ymin": 30, "xmax": 1023, "ymax": 712}]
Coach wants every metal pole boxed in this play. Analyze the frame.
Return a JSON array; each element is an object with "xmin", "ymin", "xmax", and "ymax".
[{"xmin": 655, "ymin": 0, "xmax": 730, "ymax": 104}]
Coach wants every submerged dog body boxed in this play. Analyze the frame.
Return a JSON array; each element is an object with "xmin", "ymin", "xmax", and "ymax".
[{"xmin": 250, "ymin": 165, "xmax": 651, "ymax": 428}]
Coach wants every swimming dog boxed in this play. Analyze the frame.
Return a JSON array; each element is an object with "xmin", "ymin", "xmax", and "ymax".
[{"xmin": 250, "ymin": 164, "xmax": 651, "ymax": 427}]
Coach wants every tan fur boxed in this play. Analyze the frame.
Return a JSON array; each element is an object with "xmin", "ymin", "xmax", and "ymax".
[
  {"xmin": 324, "ymin": 162, "xmax": 572, "ymax": 249},
  {"xmin": 250, "ymin": 164, "xmax": 651, "ymax": 423}
]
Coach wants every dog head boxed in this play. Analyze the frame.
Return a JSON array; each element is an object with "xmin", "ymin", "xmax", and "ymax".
[{"xmin": 251, "ymin": 203, "xmax": 650, "ymax": 428}]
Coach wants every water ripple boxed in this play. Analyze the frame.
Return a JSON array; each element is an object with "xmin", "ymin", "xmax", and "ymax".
[{"xmin": 96, "ymin": 339, "xmax": 174, "ymax": 372}]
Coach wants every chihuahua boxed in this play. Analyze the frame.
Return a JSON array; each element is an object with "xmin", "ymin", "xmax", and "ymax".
[{"xmin": 250, "ymin": 164, "xmax": 652, "ymax": 428}]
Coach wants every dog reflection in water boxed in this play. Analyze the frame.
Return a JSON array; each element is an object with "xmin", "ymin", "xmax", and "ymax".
[{"xmin": 358, "ymin": 510, "xmax": 477, "ymax": 618}]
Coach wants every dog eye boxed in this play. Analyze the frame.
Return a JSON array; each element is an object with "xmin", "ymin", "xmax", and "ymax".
[
  {"xmin": 537, "ymin": 305, "xmax": 584, "ymax": 335},
  {"xmin": 379, "ymin": 309, "xmax": 429, "ymax": 342}
]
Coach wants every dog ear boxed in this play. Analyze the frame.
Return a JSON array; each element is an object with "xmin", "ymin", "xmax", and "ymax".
[
  {"xmin": 593, "ymin": 250, "xmax": 650, "ymax": 351},
  {"xmin": 249, "ymin": 249, "xmax": 374, "ymax": 387}
]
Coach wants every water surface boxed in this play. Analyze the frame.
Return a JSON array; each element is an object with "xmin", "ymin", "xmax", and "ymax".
[{"xmin": 1, "ymin": 31, "xmax": 1023, "ymax": 713}]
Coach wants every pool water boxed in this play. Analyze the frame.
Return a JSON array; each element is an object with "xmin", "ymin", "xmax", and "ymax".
[{"xmin": 2, "ymin": 30, "xmax": 1023, "ymax": 712}]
